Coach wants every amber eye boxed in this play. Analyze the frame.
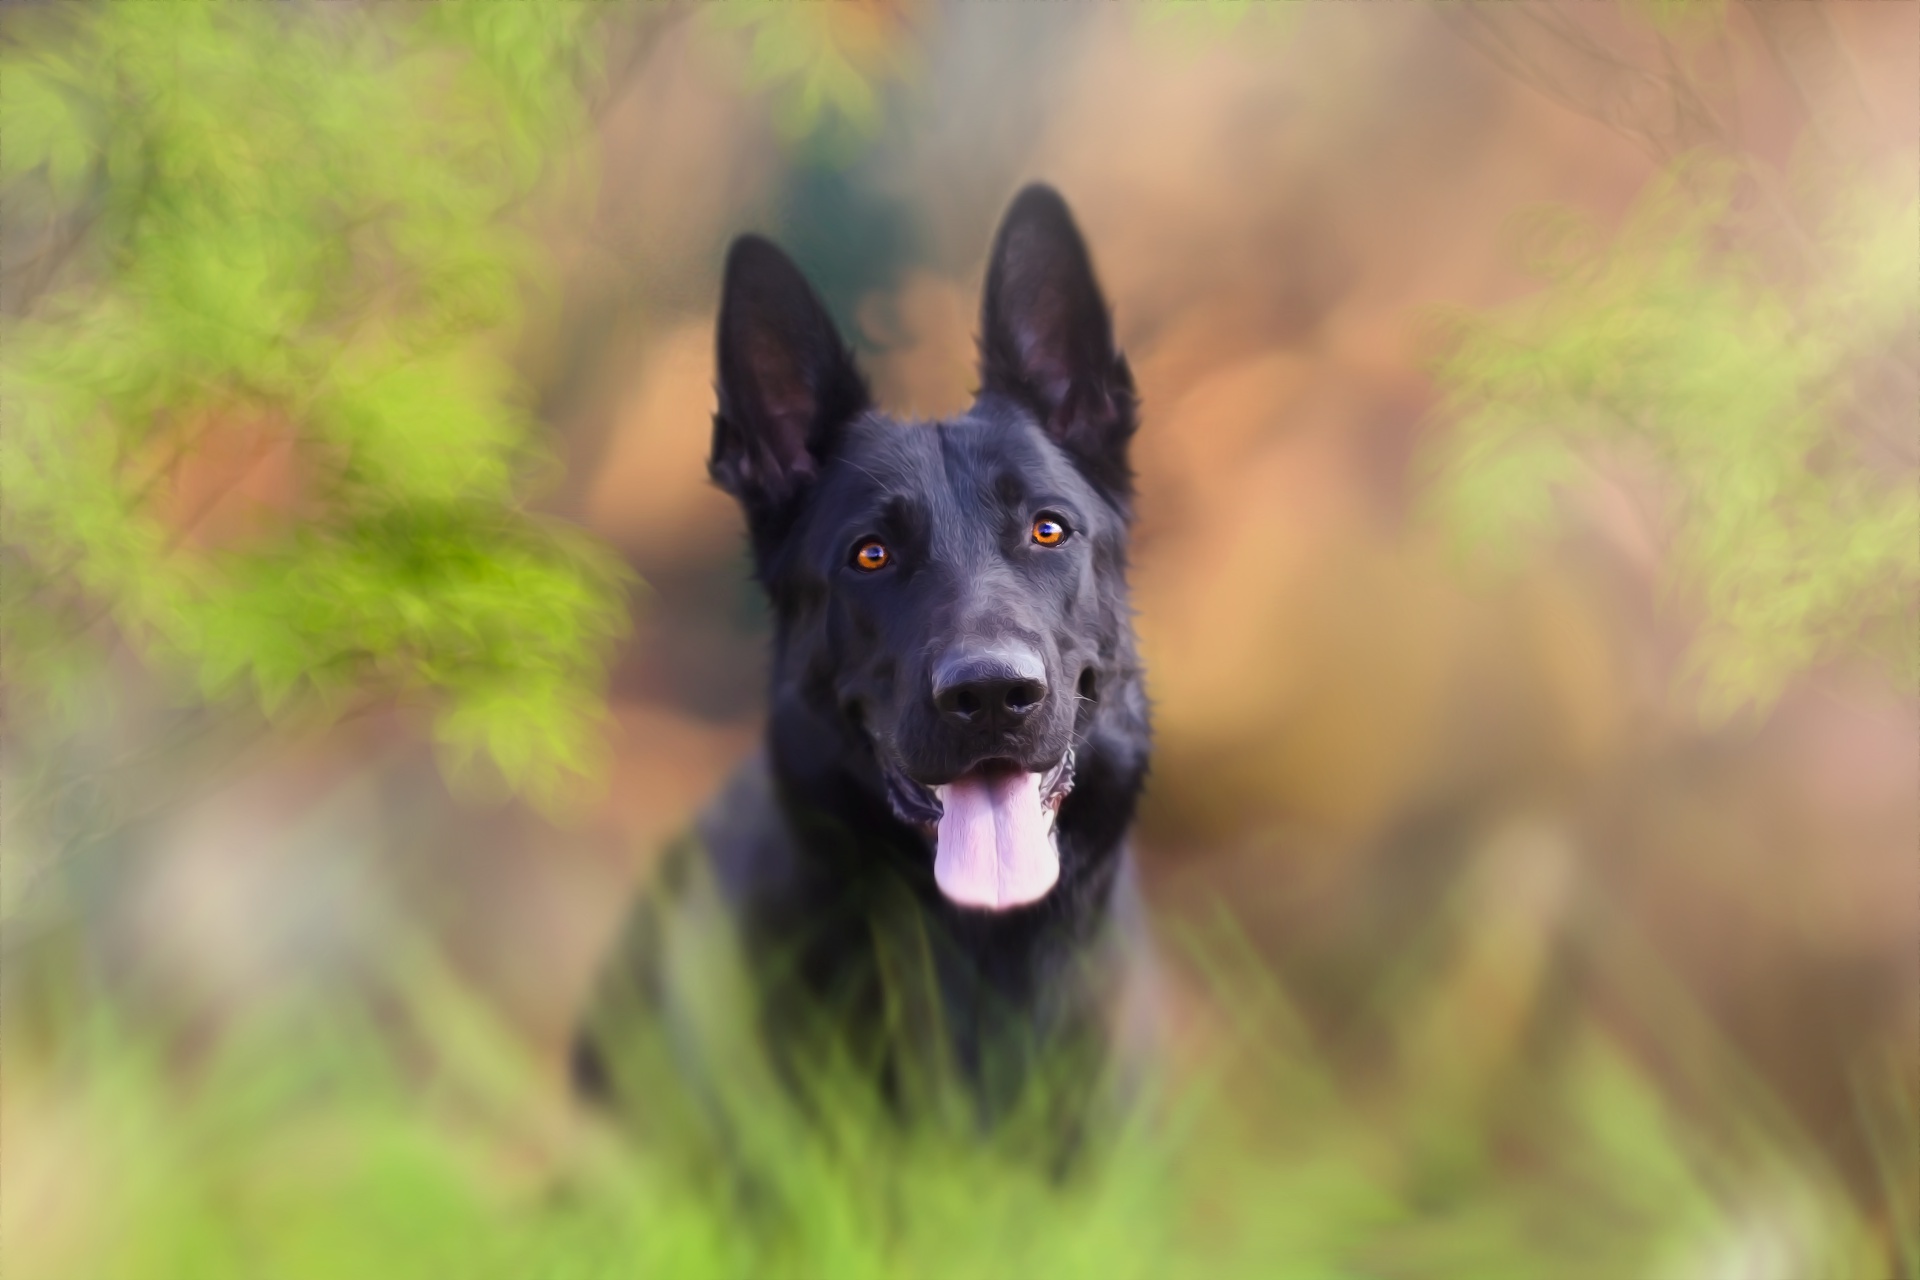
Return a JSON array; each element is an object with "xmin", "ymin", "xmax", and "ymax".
[
  {"xmin": 853, "ymin": 540, "xmax": 890, "ymax": 571},
  {"xmin": 1031, "ymin": 516, "xmax": 1069, "ymax": 547}
]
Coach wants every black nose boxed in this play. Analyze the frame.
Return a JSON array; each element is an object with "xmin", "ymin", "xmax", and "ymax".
[{"xmin": 933, "ymin": 647, "xmax": 1048, "ymax": 731}]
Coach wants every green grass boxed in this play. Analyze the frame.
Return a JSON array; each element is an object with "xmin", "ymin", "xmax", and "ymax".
[{"xmin": 5, "ymin": 935, "xmax": 1898, "ymax": 1280}]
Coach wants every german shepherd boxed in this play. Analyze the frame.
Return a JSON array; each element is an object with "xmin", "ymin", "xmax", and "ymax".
[{"xmin": 574, "ymin": 185, "xmax": 1154, "ymax": 1131}]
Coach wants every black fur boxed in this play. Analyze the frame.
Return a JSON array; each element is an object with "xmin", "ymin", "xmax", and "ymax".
[{"xmin": 576, "ymin": 185, "xmax": 1151, "ymax": 1125}]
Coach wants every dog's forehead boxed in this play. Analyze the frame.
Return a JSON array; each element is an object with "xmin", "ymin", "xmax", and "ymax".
[{"xmin": 829, "ymin": 408, "xmax": 1075, "ymax": 502}]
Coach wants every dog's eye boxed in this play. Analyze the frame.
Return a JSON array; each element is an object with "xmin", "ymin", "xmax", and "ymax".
[
  {"xmin": 1030, "ymin": 516, "xmax": 1069, "ymax": 547},
  {"xmin": 852, "ymin": 540, "xmax": 890, "ymax": 571}
]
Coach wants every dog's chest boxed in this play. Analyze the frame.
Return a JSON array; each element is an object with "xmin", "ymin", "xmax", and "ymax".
[{"xmin": 594, "ymin": 751, "xmax": 1160, "ymax": 1116}]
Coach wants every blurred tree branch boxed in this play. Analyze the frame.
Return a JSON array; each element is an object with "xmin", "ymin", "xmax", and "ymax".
[
  {"xmin": 1418, "ymin": 2, "xmax": 1917, "ymax": 721},
  {"xmin": 0, "ymin": 1, "xmax": 638, "ymax": 880}
]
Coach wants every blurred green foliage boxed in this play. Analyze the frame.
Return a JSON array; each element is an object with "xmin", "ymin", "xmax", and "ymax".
[
  {"xmin": 9, "ymin": 937, "xmax": 1895, "ymax": 1280},
  {"xmin": 1424, "ymin": 160, "xmax": 1918, "ymax": 719},
  {"xmin": 704, "ymin": 0, "xmax": 917, "ymax": 165},
  {"xmin": 1132, "ymin": 0, "xmax": 1306, "ymax": 56},
  {"xmin": 0, "ymin": 2, "xmax": 628, "ymax": 803}
]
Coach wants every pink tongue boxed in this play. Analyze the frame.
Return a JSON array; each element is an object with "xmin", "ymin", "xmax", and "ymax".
[{"xmin": 934, "ymin": 770, "xmax": 1058, "ymax": 911}]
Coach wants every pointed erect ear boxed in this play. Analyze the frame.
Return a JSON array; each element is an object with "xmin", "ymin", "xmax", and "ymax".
[
  {"xmin": 710, "ymin": 235, "xmax": 870, "ymax": 519},
  {"xmin": 977, "ymin": 184, "xmax": 1137, "ymax": 504}
]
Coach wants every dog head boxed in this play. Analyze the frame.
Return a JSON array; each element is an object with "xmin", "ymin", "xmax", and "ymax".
[{"xmin": 709, "ymin": 185, "xmax": 1144, "ymax": 913}]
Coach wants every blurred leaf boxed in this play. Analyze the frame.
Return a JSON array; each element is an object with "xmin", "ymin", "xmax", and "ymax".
[
  {"xmin": 1623, "ymin": 0, "xmax": 1729, "ymax": 39},
  {"xmin": 1420, "ymin": 159, "xmax": 1919, "ymax": 719},
  {"xmin": 0, "ymin": 54, "xmax": 97, "ymax": 196},
  {"xmin": 1133, "ymin": 0, "xmax": 1306, "ymax": 57},
  {"xmin": 706, "ymin": 0, "xmax": 919, "ymax": 159}
]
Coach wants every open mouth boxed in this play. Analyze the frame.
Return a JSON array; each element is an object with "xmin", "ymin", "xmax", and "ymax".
[{"xmin": 883, "ymin": 751, "xmax": 1075, "ymax": 912}]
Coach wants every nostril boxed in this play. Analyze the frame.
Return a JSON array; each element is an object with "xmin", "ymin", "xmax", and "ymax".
[
  {"xmin": 1004, "ymin": 680, "xmax": 1044, "ymax": 713},
  {"xmin": 1077, "ymin": 669, "xmax": 1098, "ymax": 703},
  {"xmin": 932, "ymin": 648, "xmax": 1049, "ymax": 726}
]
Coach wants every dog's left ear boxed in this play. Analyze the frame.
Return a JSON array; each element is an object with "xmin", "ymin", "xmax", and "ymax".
[{"xmin": 978, "ymin": 184, "xmax": 1137, "ymax": 504}]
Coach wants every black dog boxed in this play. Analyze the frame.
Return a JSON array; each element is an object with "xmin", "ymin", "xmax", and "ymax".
[{"xmin": 575, "ymin": 185, "xmax": 1153, "ymax": 1128}]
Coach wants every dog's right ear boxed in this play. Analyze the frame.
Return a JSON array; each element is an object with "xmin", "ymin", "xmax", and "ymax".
[{"xmin": 710, "ymin": 235, "xmax": 869, "ymax": 523}]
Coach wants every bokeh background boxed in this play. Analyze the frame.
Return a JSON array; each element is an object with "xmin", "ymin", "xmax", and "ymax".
[{"xmin": 3, "ymin": 2, "xmax": 1916, "ymax": 1276}]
